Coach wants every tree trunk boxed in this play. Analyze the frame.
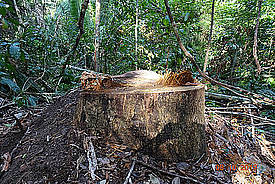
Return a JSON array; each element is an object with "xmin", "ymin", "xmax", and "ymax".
[
  {"xmin": 203, "ymin": 0, "xmax": 215, "ymax": 74},
  {"xmin": 94, "ymin": 0, "xmax": 101, "ymax": 71},
  {"xmin": 74, "ymin": 78, "xmax": 206, "ymax": 161},
  {"xmin": 62, "ymin": 0, "xmax": 90, "ymax": 73},
  {"xmin": 135, "ymin": 0, "xmax": 139, "ymax": 70},
  {"xmin": 253, "ymin": 0, "xmax": 263, "ymax": 75}
]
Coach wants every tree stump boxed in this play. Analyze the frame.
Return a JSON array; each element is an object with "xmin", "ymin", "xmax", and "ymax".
[{"xmin": 74, "ymin": 71, "xmax": 206, "ymax": 161}]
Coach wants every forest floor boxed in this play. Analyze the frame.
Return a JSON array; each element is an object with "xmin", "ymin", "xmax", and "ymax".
[{"xmin": 0, "ymin": 89, "xmax": 274, "ymax": 183}]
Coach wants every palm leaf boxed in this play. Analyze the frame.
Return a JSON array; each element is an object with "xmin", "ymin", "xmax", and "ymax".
[{"xmin": 69, "ymin": 0, "xmax": 81, "ymax": 22}]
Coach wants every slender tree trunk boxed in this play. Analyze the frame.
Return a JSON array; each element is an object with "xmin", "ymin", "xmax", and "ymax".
[
  {"xmin": 12, "ymin": 0, "xmax": 23, "ymax": 33},
  {"xmin": 203, "ymin": 0, "xmax": 215, "ymax": 74},
  {"xmin": 62, "ymin": 0, "xmax": 90, "ymax": 73},
  {"xmin": 253, "ymin": 0, "xmax": 263, "ymax": 75},
  {"xmin": 268, "ymin": 37, "xmax": 273, "ymax": 61},
  {"xmin": 135, "ymin": 0, "xmax": 139, "ymax": 70},
  {"xmin": 94, "ymin": 0, "xmax": 101, "ymax": 71},
  {"xmin": 166, "ymin": 47, "xmax": 169, "ymax": 72},
  {"xmin": 230, "ymin": 49, "xmax": 238, "ymax": 81}
]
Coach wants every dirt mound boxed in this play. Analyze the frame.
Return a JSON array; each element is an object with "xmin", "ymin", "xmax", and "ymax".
[{"xmin": 1, "ymin": 89, "xmax": 79, "ymax": 183}]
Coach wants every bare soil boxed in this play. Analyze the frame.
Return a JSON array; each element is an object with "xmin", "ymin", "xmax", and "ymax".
[{"xmin": 1, "ymin": 90, "xmax": 79, "ymax": 183}]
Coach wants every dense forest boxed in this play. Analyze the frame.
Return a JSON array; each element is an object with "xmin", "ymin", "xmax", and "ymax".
[
  {"xmin": 0, "ymin": 0, "xmax": 274, "ymax": 102},
  {"xmin": 0, "ymin": 0, "xmax": 274, "ymax": 183}
]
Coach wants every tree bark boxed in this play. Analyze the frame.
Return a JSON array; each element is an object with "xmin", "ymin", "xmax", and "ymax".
[
  {"xmin": 94, "ymin": 0, "xmax": 101, "ymax": 71},
  {"xmin": 74, "ymin": 84, "xmax": 206, "ymax": 161},
  {"xmin": 203, "ymin": 0, "xmax": 215, "ymax": 74},
  {"xmin": 253, "ymin": 0, "xmax": 263, "ymax": 75}
]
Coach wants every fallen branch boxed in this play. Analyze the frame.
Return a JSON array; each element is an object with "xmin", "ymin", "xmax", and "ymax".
[
  {"xmin": 205, "ymin": 92, "xmax": 251, "ymax": 102},
  {"xmin": 123, "ymin": 160, "xmax": 136, "ymax": 184},
  {"xmin": 207, "ymin": 106, "xmax": 257, "ymax": 110},
  {"xmin": 0, "ymin": 102, "xmax": 16, "ymax": 110},
  {"xmin": 206, "ymin": 111, "xmax": 275, "ymax": 125},
  {"xmin": 135, "ymin": 160, "xmax": 204, "ymax": 184}
]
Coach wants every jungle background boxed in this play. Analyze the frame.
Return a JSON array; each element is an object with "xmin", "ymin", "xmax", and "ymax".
[
  {"xmin": 0, "ymin": 0, "xmax": 274, "ymax": 106},
  {"xmin": 0, "ymin": 0, "xmax": 274, "ymax": 183}
]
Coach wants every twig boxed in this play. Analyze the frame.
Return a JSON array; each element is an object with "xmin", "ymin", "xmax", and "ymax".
[
  {"xmin": 11, "ymin": 127, "xmax": 30, "ymax": 157},
  {"xmin": 222, "ymin": 85, "xmax": 253, "ymax": 100},
  {"xmin": 11, "ymin": 0, "xmax": 23, "ymax": 33},
  {"xmin": 248, "ymin": 104, "xmax": 255, "ymax": 138},
  {"xmin": 177, "ymin": 169, "xmax": 205, "ymax": 184},
  {"xmin": 123, "ymin": 160, "xmax": 136, "ymax": 184},
  {"xmin": 194, "ymin": 153, "xmax": 205, "ymax": 165},
  {"xmin": 209, "ymin": 174, "xmax": 224, "ymax": 184},
  {"xmin": 67, "ymin": 65, "xmax": 109, "ymax": 77},
  {"xmin": 0, "ymin": 91, "xmax": 8, "ymax": 98},
  {"xmin": 135, "ymin": 160, "xmax": 204, "ymax": 184},
  {"xmin": 206, "ymin": 106, "xmax": 257, "ymax": 110},
  {"xmin": 0, "ymin": 102, "xmax": 16, "ymax": 110},
  {"xmin": 214, "ymin": 133, "xmax": 229, "ymax": 143},
  {"xmin": 206, "ymin": 111, "xmax": 275, "ymax": 125},
  {"xmin": 55, "ymin": 76, "xmax": 63, "ymax": 92},
  {"xmin": 68, "ymin": 65, "xmax": 93, "ymax": 73}
]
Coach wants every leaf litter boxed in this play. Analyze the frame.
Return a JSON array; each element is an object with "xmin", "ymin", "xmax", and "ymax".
[{"xmin": 0, "ymin": 89, "xmax": 274, "ymax": 183}]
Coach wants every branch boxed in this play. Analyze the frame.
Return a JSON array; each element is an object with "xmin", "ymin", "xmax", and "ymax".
[
  {"xmin": 163, "ymin": 0, "xmax": 273, "ymax": 105},
  {"xmin": 205, "ymin": 92, "xmax": 250, "ymax": 102},
  {"xmin": 123, "ymin": 160, "xmax": 136, "ymax": 184},
  {"xmin": 135, "ymin": 160, "xmax": 204, "ymax": 184},
  {"xmin": 206, "ymin": 111, "xmax": 275, "ymax": 125}
]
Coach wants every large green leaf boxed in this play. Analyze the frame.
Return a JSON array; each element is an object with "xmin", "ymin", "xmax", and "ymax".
[
  {"xmin": 0, "ymin": 77, "xmax": 20, "ymax": 93},
  {"xmin": 69, "ymin": 0, "xmax": 80, "ymax": 22},
  {"xmin": 163, "ymin": 15, "xmax": 170, "ymax": 26},
  {"xmin": 184, "ymin": 12, "xmax": 189, "ymax": 21},
  {"xmin": 0, "ymin": 4, "xmax": 7, "ymax": 16},
  {"xmin": 9, "ymin": 42, "xmax": 20, "ymax": 59},
  {"xmin": 28, "ymin": 95, "xmax": 37, "ymax": 106}
]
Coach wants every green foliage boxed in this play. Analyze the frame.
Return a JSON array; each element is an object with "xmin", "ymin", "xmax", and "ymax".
[
  {"xmin": 0, "ymin": 77, "xmax": 20, "ymax": 93},
  {"xmin": 0, "ymin": 0, "xmax": 273, "ymax": 107},
  {"xmin": 69, "ymin": 0, "xmax": 80, "ymax": 22}
]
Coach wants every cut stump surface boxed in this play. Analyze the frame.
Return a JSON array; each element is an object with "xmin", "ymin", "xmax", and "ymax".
[{"xmin": 74, "ymin": 83, "xmax": 206, "ymax": 161}]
